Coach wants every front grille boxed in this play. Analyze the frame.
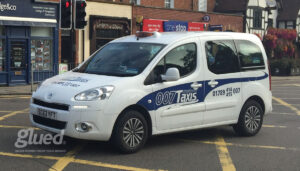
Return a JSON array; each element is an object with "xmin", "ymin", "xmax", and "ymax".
[
  {"xmin": 33, "ymin": 115, "xmax": 67, "ymax": 130},
  {"xmin": 33, "ymin": 99, "xmax": 69, "ymax": 111}
]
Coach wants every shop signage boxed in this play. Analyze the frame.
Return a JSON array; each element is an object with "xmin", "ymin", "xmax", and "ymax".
[
  {"xmin": 188, "ymin": 22, "xmax": 208, "ymax": 31},
  {"xmin": 142, "ymin": 19, "xmax": 164, "ymax": 32},
  {"xmin": 0, "ymin": 0, "xmax": 57, "ymax": 20},
  {"xmin": 95, "ymin": 23, "xmax": 123, "ymax": 30},
  {"xmin": 59, "ymin": 64, "xmax": 68, "ymax": 75},
  {"xmin": 202, "ymin": 15, "xmax": 210, "ymax": 22},
  {"xmin": 163, "ymin": 21, "xmax": 188, "ymax": 32},
  {"xmin": 209, "ymin": 25, "xmax": 223, "ymax": 31}
]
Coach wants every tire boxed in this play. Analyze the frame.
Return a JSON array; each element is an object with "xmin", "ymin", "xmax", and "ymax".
[
  {"xmin": 112, "ymin": 110, "xmax": 148, "ymax": 154},
  {"xmin": 233, "ymin": 100, "xmax": 264, "ymax": 136}
]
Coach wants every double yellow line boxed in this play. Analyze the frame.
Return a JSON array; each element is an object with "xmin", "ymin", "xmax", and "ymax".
[{"xmin": 0, "ymin": 108, "xmax": 29, "ymax": 121}]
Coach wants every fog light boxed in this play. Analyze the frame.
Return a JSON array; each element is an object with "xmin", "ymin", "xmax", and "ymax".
[
  {"xmin": 73, "ymin": 105, "xmax": 88, "ymax": 109},
  {"xmin": 75, "ymin": 122, "xmax": 92, "ymax": 132}
]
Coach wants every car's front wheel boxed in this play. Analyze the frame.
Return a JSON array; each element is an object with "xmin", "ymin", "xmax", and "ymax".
[
  {"xmin": 233, "ymin": 100, "xmax": 264, "ymax": 136},
  {"xmin": 112, "ymin": 110, "xmax": 148, "ymax": 153}
]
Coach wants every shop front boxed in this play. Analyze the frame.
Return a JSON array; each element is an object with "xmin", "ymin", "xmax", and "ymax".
[{"xmin": 0, "ymin": 0, "xmax": 58, "ymax": 85}]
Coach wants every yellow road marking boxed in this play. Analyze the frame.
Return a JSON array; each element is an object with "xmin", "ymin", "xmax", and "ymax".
[
  {"xmin": 0, "ymin": 150, "xmax": 162, "ymax": 171},
  {"xmin": 272, "ymin": 96, "xmax": 300, "ymax": 115},
  {"xmin": 272, "ymin": 84, "xmax": 300, "ymax": 87},
  {"xmin": 49, "ymin": 145, "xmax": 84, "ymax": 171},
  {"xmin": 0, "ymin": 95, "xmax": 31, "ymax": 99},
  {"xmin": 0, "ymin": 151, "xmax": 60, "ymax": 160},
  {"xmin": 0, "ymin": 111, "xmax": 13, "ymax": 113},
  {"xmin": 263, "ymin": 125, "xmax": 287, "ymax": 128},
  {"xmin": 74, "ymin": 159, "xmax": 159, "ymax": 171},
  {"xmin": 215, "ymin": 136, "xmax": 236, "ymax": 171},
  {"xmin": 178, "ymin": 139, "xmax": 300, "ymax": 152},
  {"xmin": 0, "ymin": 125, "xmax": 39, "ymax": 130},
  {"xmin": 0, "ymin": 108, "xmax": 29, "ymax": 121}
]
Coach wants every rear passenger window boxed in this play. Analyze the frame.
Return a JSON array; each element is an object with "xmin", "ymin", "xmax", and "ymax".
[
  {"xmin": 205, "ymin": 40, "xmax": 239, "ymax": 74},
  {"xmin": 236, "ymin": 40, "xmax": 265, "ymax": 69}
]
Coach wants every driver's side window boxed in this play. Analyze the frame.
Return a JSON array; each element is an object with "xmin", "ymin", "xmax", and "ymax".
[{"xmin": 145, "ymin": 43, "xmax": 197, "ymax": 85}]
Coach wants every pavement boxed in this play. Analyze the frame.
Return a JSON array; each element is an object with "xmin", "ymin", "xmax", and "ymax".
[
  {"xmin": 0, "ymin": 77, "xmax": 299, "ymax": 170},
  {"xmin": 0, "ymin": 76, "xmax": 300, "ymax": 95}
]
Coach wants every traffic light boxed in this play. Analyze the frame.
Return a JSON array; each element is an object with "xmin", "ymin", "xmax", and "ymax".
[
  {"xmin": 75, "ymin": 0, "xmax": 87, "ymax": 29},
  {"xmin": 60, "ymin": 0, "xmax": 72, "ymax": 29}
]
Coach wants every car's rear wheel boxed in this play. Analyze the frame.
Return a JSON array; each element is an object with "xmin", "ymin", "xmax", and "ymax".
[
  {"xmin": 233, "ymin": 100, "xmax": 264, "ymax": 136},
  {"xmin": 112, "ymin": 110, "xmax": 148, "ymax": 153}
]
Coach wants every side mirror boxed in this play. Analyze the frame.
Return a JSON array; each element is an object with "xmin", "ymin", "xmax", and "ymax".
[{"xmin": 161, "ymin": 68, "xmax": 180, "ymax": 82}]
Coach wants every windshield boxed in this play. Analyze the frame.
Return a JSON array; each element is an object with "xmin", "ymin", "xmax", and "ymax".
[{"xmin": 74, "ymin": 42, "xmax": 165, "ymax": 77}]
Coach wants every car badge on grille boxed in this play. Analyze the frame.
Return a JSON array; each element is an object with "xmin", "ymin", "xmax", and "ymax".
[{"xmin": 47, "ymin": 93, "xmax": 53, "ymax": 99}]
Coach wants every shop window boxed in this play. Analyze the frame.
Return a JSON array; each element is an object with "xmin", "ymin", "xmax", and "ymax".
[
  {"xmin": 236, "ymin": 40, "xmax": 265, "ymax": 69},
  {"xmin": 253, "ymin": 8, "xmax": 262, "ymax": 28},
  {"xmin": 31, "ymin": 27, "xmax": 53, "ymax": 71},
  {"xmin": 205, "ymin": 40, "xmax": 239, "ymax": 74},
  {"xmin": 0, "ymin": 26, "xmax": 5, "ymax": 72},
  {"xmin": 0, "ymin": 39, "xmax": 5, "ymax": 72},
  {"xmin": 0, "ymin": 26, "xmax": 5, "ymax": 36}
]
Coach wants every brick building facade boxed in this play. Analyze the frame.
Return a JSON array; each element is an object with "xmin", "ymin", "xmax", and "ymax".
[
  {"xmin": 132, "ymin": 6, "xmax": 243, "ymax": 33},
  {"xmin": 111, "ymin": 0, "xmax": 216, "ymax": 12}
]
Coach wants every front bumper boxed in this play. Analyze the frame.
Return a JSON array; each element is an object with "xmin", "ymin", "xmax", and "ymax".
[{"xmin": 29, "ymin": 101, "xmax": 116, "ymax": 141}]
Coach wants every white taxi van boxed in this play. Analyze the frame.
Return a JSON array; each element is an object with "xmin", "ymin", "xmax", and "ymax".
[{"xmin": 30, "ymin": 32, "xmax": 272, "ymax": 153}]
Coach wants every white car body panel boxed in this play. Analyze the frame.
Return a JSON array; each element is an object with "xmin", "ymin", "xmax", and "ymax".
[{"xmin": 30, "ymin": 32, "xmax": 272, "ymax": 141}]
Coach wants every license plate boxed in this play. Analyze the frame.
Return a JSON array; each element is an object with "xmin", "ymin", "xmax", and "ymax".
[{"xmin": 37, "ymin": 108, "xmax": 57, "ymax": 120}]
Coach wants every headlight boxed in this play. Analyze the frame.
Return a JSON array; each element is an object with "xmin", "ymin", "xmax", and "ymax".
[{"xmin": 74, "ymin": 85, "xmax": 115, "ymax": 101}]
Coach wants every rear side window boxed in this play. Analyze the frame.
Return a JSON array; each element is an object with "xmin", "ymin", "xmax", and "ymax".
[
  {"xmin": 236, "ymin": 40, "xmax": 265, "ymax": 69},
  {"xmin": 205, "ymin": 40, "xmax": 239, "ymax": 74}
]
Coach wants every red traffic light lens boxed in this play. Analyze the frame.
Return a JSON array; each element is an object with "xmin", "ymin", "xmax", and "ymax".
[
  {"xmin": 81, "ymin": 2, "xmax": 86, "ymax": 7},
  {"xmin": 66, "ymin": 1, "xmax": 70, "ymax": 8}
]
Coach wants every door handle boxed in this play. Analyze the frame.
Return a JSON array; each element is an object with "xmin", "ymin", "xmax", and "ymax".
[
  {"xmin": 191, "ymin": 82, "xmax": 202, "ymax": 90},
  {"xmin": 208, "ymin": 80, "xmax": 219, "ymax": 88}
]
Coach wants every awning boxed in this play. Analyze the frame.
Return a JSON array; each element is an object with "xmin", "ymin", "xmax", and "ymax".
[{"xmin": 0, "ymin": 16, "xmax": 57, "ymax": 27}]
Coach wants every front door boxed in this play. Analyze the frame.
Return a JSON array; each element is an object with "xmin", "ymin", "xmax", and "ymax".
[
  {"xmin": 150, "ymin": 41, "xmax": 205, "ymax": 131},
  {"xmin": 9, "ymin": 40, "xmax": 28, "ymax": 84}
]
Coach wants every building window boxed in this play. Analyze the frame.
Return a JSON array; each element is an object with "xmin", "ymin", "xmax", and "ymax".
[
  {"xmin": 278, "ymin": 21, "xmax": 285, "ymax": 28},
  {"xmin": 165, "ymin": 0, "xmax": 174, "ymax": 8},
  {"xmin": 0, "ymin": 27, "xmax": 5, "ymax": 72},
  {"xmin": 205, "ymin": 40, "xmax": 239, "ymax": 74},
  {"xmin": 130, "ymin": 0, "xmax": 140, "ymax": 5},
  {"xmin": 253, "ymin": 8, "xmax": 262, "ymax": 28},
  {"xmin": 31, "ymin": 27, "xmax": 53, "ymax": 71},
  {"xmin": 286, "ymin": 21, "xmax": 294, "ymax": 29},
  {"xmin": 268, "ymin": 19, "xmax": 273, "ymax": 28},
  {"xmin": 198, "ymin": 0, "xmax": 207, "ymax": 12}
]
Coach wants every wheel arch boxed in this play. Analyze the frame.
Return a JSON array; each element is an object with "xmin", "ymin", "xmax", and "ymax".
[
  {"xmin": 112, "ymin": 104, "xmax": 153, "ymax": 137},
  {"xmin": 244, "ymin": 95, "xmax": 265, "ymax": 115}
]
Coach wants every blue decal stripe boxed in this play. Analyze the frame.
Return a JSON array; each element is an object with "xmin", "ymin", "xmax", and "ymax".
[{"xmin": 137, "ymin": 72, "xmax": 268, "ymax": 111}]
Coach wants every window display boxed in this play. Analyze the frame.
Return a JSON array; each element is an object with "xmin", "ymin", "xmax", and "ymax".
[
  {"xmin": 0, "ymin": 39, "xmax": 5, "ymax": 72},
  {"xmin": 31, "ymin": 27, "xmax": 53, "ymax": 71},
  {"xmin": 31, "ymin": 39, "xmax": 52, "ymax": 71}
]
